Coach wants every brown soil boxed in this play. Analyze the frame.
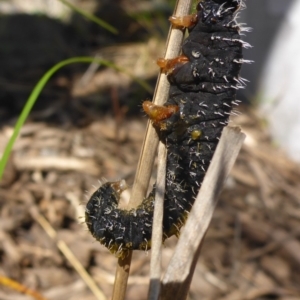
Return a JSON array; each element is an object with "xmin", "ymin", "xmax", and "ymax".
[{"xmin": 1, "ymin": 102, "xmax": 300, "ymax": 300}]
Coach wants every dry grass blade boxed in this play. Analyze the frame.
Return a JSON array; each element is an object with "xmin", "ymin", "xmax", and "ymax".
[
  {"xmin": 148, "ymin": 142, "xmax": 167, "ymax": 300},
  {"xmin": 14, "ymin": 156, "xmax": 99, "ymax": 176},
  {"xmin": 0, "ymin": 275, "xmax": 48, "ymax": 300},
  {"xmin": 29, "ymin": 207, "xmax": 107, "ymax": 300},
  {"xmin": 161, "ymin": 127, "xmax": 245, "ymax": 300},
  {"xmin": 112, "ymin": 0, "xmax": 193, "ymax": 299}
]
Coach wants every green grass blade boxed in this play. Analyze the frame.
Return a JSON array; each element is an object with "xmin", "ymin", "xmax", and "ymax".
[
  {"xmin": 0, "ymin": 56, "xmax": 152, "ymax": 180},
  {"xmin": 58, "ymin": 0, "xmax": 118, "ymax": 34}
]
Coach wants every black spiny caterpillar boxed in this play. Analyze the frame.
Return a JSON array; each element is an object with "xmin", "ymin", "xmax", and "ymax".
[{"xmin": 85, "ymin": 0, "xmax": 250, "ymax": 257}]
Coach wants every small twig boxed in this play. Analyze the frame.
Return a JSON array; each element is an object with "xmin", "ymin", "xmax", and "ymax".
[
  {"xmin": 14, "ymin": 156, "xmax": 99, "ymax": 176},
  {"xmin": 29, "ymin": 207, "xmax": 107, "ymax": 300},
  {"xmin": 111, "ymin": 0, "xmax": 193, "ymax": 299},
  {"xmin": 161, "ymin": 127, "xmax": 245, "ymax": 300},
  {"xmin": 0, "ymin": 275, "xmax": 48, "ymax": 300}
]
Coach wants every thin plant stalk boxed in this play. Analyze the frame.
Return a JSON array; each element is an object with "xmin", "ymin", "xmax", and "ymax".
[
  {"xmin": 147, "ymin": 142, "xmax": 167, "ymax": 300},
  {"xmin": 111, "ymin": 0, "xmax": 193, "ymax": 299}
]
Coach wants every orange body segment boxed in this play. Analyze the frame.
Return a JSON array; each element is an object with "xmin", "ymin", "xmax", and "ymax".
[
  {"xmin": 157, "ymin": 55, "xmax": 189, "ymax": 74},
  {"xmin": 143, "ymin": 101, "xmax": 179, "ymax": 125},
  {"xmin": 169, "ymin": 13, "xmax": 198, "ymax": 28}
]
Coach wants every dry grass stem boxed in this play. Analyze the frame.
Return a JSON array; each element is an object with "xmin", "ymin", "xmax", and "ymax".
[
  {"xmin": 14, "ymin": 156, "xmax": 99, "ymax": 175},
  {"xmin": 111, "ymin": 252, "xmax": 133, "ymax": 300},
  {"xmin": 29, "ymin": 207, "xmax": 107, "ymax": 300},
  {"xmin": 0, "ymin": 275, "xmax": 48, "ymax": 300},
  {"xmin": 112, "ymin": 0, "xmax": 193, "ymax": 299},
  {"xmin": 129, "ymin": 0, "xmax": 193, "ymax": 208},
  {"xmin": 161, "ymin": 127, "xmax": 246, "ymax": 300}
]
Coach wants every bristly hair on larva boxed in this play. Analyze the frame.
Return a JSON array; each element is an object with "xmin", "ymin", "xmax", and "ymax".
[{"xmin": 85, "ymin": 0, "xmax": 250, "ymax": 258}]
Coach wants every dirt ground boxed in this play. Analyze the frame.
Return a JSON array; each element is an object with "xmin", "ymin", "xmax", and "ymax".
[
  {"xmin": 1, "ymin": 102, "xmax": 300, "ymax": 300},
  {"xmin": 1, "ymin": 2, "xmax": 300, "ymax": 300}
]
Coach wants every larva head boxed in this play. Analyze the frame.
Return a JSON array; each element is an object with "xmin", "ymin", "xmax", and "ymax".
[{"xmin": 197, "ymin": 0, "xmax": 241, "ymax": 24}]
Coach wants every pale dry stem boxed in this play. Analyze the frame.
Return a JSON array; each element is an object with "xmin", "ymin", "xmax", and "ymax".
[{"xmin": 112, "ymin": 0, "xmax": 194, "ymax": 299}]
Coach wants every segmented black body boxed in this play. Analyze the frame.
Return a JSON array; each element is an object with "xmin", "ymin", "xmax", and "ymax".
[{"xmin": 86, "ymin": 0, "xmax": 246, "ymax": 257}]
